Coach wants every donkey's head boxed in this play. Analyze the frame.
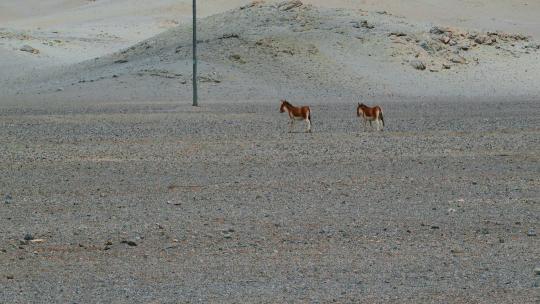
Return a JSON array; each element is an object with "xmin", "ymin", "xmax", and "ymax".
[
  {"xmin": 280, "ymin": 99, "xmax": 288, "ymax": 113},
  {"xmin": 357, "ymin": 103, "xmax": 365, "ymax": 116}
]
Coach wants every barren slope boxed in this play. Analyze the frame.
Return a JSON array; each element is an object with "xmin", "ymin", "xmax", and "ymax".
[{"xmin": 5, "ymin": 0, "xmax": 539, "ymax": 104}]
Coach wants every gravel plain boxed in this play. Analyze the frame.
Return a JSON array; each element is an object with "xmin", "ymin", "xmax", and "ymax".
[{"xmin": 0, "ymin": 98, "xmax": 539, "ymax": 303}]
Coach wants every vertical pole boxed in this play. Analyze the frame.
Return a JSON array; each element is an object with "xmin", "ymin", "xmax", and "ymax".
[{"xmin": 192, "ymin": 0, "xmax": 198, "ymax": 106}]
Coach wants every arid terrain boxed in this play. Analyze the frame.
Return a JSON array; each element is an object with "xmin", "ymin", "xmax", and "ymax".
[{"xmin": 1, "ymin": 0, "xmax": 539, "ymax": 303}]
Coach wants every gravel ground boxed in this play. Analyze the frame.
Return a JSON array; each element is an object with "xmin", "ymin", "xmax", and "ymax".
[{"xmin": 0, "ymin": 99, "xmax": 539, "ymax": 303}]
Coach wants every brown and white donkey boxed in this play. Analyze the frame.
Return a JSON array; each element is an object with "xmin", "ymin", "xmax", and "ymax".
[{"xmin": 357, "ymin": 103, "xmax": 384, "ymax": 131}]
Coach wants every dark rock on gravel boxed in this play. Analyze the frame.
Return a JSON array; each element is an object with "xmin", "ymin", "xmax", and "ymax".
[
  {"xmin": 20, "ymin": 45, "xmax": 39, "ymax": 54},
  {"xmin": 410, "ymin": 59, "xmax": 426, "ymax": 70}
]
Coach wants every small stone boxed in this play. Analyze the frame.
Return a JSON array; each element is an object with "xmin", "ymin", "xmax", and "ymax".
[
  {"xmin": 409, "ymin": 60, "xmax": 426, "ymax": 70},
  {"xmin": 390, "ymin": 32, "xmax": 407, "ymax": 37},
  {"xmin": 20, "ymin": 45, "xmax": 40, "ymax": 54},
  {"xmin": 121, "ymin": 240, "xmax": 137, "ymax": 246},
  {"xmin": 360, "ymin": 20, "xmax": 374, "ymax": 29},
  {"xmin": 459, "ymin": 43, "xmax": 471, "ymax": 50},
  {"xmin": 4, "ymin": 194, "xmax": 12, "ymax": 204},
  {"xmin": 534, "ymin": 267, "xmax": 540, "ymax": 275},
  {"xmin": 527, "ymin": 229, "xmax": 536, "ymax": 236},
  {"xmin": 430, "ymin": 26, "xmax": 446, "ymax": 35},
  {"xmin": 24, "ymin": 233, "xmax": 34, "ymax": 241},
  {"xmin": 450, "ymin": 56, "xmax": 466, "ymax": 64},
  {"xmin": 278, "ymin": 0, "xmax": 303, "ymax": 11},
  {"xmin": 6, "ymin": 275, "xmax": 14, "ymax": 280},
  {"xmin": 440, "ymin": 36, "xmax": 451, "ymax": 44},
  {"xmin": 430, "ymin": 225, "xmax": 440, "ymax": 229}
]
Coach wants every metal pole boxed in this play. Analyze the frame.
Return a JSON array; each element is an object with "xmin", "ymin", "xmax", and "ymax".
[{"xmin": 192, "ymin": 0, "xmax": 198, "ymax": 106}]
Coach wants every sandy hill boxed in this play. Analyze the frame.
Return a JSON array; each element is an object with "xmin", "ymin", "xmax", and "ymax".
[{"xmin": 3, "ymin": 0, "xmax": 540, "ymax": 104}]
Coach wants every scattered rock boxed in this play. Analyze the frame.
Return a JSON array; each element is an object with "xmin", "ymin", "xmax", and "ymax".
[
  {"xmin": 534, "ymin": 267, "xmax": 540, "ymax": 275},
  {"xmin": 450, "ymin": 56, "xmax": 466, "ymax": 64},
  {"xmin": 409, "ymin": 60, "xmax": 426, "ymax": 70},
  {"xmin": 114, "ymin": 59, "xmax": 128, "ymax": 64},
  {"xmin": 4, "ymin": 194, "xmax": 12, "ymax": 204},
  {"xmin": 218, "ymin": 33, "xmax": 240, "ymax": 40},
  {"xmin": 390, "ymin": 32, "xmax": 407, "ymax": 37},
  {"xmin": 229, "ymin": 54, "xmax": 246, "ymax": 64},
  {"xmin": 440, "ymin": 36, "xmax": 451, "ymax": 44},
  {"xmin": 359, "ymin": 20, "xmax": 374, "ymax": 29},
  {"xmin": 23, "ymin": 233, "xmax": 34, "ymax": 241},
  {"xmin": 6, "ymin": 275, "xmax": 14, "ymax": 280},
  {"xmin": 121, "ymin": 240, "xmax": 137, "ymax": 246},
  {"xmin": 430, "ymin": 26, "xmax": 447, "ymax": 35},
  {"xmin": 20, "ymin": 45, "xmax": 39, "ymax": 54},
  {"xmin": 475, "ymin": 35, "xmax": 496, "ymax": 45},
  {"xmin": 527, "ymin": 229, "xmax": 536, "ymax": 236},
  {"xmin": 278, "ymin": 0, "xmax": 302, "ymax": 11},
  {"xmin": 459, "ymin": 43, "xmax": 471, "ymax": 51},
  {"xmin": 430, "ymin": 225, "xmax": 440, "ymax": 229},
  {"xmin": 199, "ymin": 76, "xmax": 221, "ymax": 83},
  {"xmin": 240, "ymin": 1, "xmax": 263, "ymax": 10}
]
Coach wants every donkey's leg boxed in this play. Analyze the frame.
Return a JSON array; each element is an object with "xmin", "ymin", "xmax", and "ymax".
[
  {"xmin": 305, "ymin": 118, "xmax": 311, "ymax": 133},
  {"xmin": 289, "ymin": 119, "xmax": 294, "ymax": 133}
]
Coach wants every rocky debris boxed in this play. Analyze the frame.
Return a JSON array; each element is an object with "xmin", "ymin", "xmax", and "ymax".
[
  {"xmin": 404, "ymin": 25, "xmax": 538, "ymax": 71},
  {"xmin": 409, "ymin": 60, "xmax": 426, "ymax": 70},
  {"xmin": 23, "ymin": 233, "xmax": 34, "ymax": 241},
  {"xmin": 229, "ymin": 54, "xmax": 246, "ymax": 64},
  {"xmin": 221, "ymin": 227, "xmax": 235, "ymax": 239},
  {"xmin": 6, "ymin": 275, "xmax": 14, "ymax": 280},
  {"xmin": 199, "ymin": 75, "xmax": 221, "ymax": 83},
  {"xmin": 450, "ymin": 56, "xmax": 466, "ymax": 64},
  {"xmin": 218, "ymin": 33, "xmax": 240, "ymax": 40},
  {"xmin": 121, "ymin": 240, "xmax": 137, "ymax": 246},
  {"xmin": 4, "ymin": 194, "xmax": 12, "ymax": 204},
  {"xmin": 137, "ymin": 69, "xmax": 183, "ymax": 79},
  {"xmin": 278, "ymin": 0, "xmax": 303, "ymax": 11},
  {"xmin": 114, "ymin": 59, "xmax": 128, "ymax": 64},
  {"xmin": 430, "ymin": 26, "xmax": 447, "ymax": 35},
  {"xmin": 527, "ymin": 229, "xmax": 536, "ymax": 236},
  {"xmin": 440, "ymin": 36, "xmax": 451, "ymax": 44},
  {"xmin": 20, "ymin": 45, "xmax": 39, "ymax": 54},
  {"xmin": 240, "ymin": 1, "xmax": 264, "ymax": 10},
  {"xmin": 390, "ymin": 32, "xmax": 407, "ymax": 37},
  {"xmin": 357, "ymin": 20, "xmax": 374, "ymax": 29},
  {"xmin": 475, "ymin": 35, "xmax": 496, "ymax": 45},
  {"xmin": 103, "ymin": 240, "xmax": 113, "ymax": 250},
  {"xmin": 535, "ymin": 267, "xmax": 540, "ymax": 275}
]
